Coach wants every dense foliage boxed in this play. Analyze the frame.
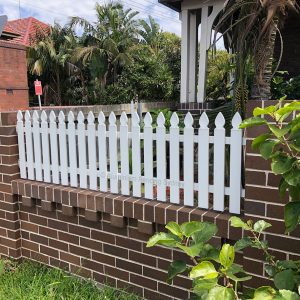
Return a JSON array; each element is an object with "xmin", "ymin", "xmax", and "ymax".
[{"xmin": 27, "ymin": 2, "xmax": 238, "ymax": 106}]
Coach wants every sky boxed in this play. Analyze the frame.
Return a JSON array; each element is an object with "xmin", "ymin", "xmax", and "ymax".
[{"xmin": 0, "ymin": 0, "xmax": 182, "ymax": 35}]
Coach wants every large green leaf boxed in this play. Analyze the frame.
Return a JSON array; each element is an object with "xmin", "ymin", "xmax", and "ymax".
[
  {"xmin": 229, "ymin": 216, "xmax": 251, "ymax": 230},
  {"xmin": 190, "ymin": 261, "xmax": 218, "ymax": 279},
  {"xmin": 268, "ymin": 124, "xmax": 291, "ymax": 138},
  {"xmin": 253, "ymin": 220, "xmax": 272, "ymax": 233},
  {"xmin": 177, "ymin": 242, "xmax": 204, "ymax": 258},
  {"xmin": 253, "ymin": 106, "xmax": 277, "ymax": 117},
  {"xmin": 252, "ymin": 286, "xmax": 277, "ymax": 300},
  {"xmin": 284, "ymin": 168, "xmax": 300, "ymax": 187},
  {"xmin": 219, "ymin": 244, "xmax": 235, "ymax": 269},
  {"xmin": 193, "ymin": 278, "xmax": 218, "ymax": 291},
  {"xmin": 167, "ymin": 260, "xmax": 187, "ymax": 284},
  {"xmin": 284, "ymin": 202, "xmax": 300, "ymax": 233},
  {"xmin": 146, "ymin": 232, "xmax": 179, "ymax": 248},
  {"xmin": 276, "ymin": 102, "xmax": 300, "ymax": 116},
  {"xmin": 165, "ymin": 222, "xmax": 183, "ymax": 239},
  {"xmin": 271, "ymin": 155, "xmax": 296, "ymax": 175},
  {"xmin": 239, "ymin": 117, "xmax": 267, "ymax": 129},
  {"xmin": 234, "ymin": 237, "xmax": 253, "ymax": 251},
  {"xmin": 252, "ymin": 133, "xmax": 272, "ymax": 150},
  {"xmin": 206, "ymin": 286, "xmax": 235, "ymax": 300},
  {"xmin": 191, "ymin": 222, "xmax": 218, "ymax": 244},
  {"xmin": 278, "ymin": 290, "xmax": 300, "ymax": 300},
  {"xmin": 259, "ymin": 140, "xmax": 278, "ymax": 159},
  {"xmin": 274, "ymin": 269, "xmax": 295, "ymax": 291},
  {"xmin": 181, "ymin": 221, "xmax": 206, "ymax": 237}
]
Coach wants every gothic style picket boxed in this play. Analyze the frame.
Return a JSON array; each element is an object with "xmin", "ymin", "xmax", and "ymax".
[{"xmin": 16, "ymin": 110, "xmax": 245, "ymax": 214}]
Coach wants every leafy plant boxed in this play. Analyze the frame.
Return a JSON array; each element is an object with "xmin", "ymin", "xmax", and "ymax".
[
  {"xmin": 147, "ymin": 219, "xmax": 300, "ymax": 299},
  {"xmin": 271, "ymin": 72, "xmax": 300, "ymax": 100},
  {"xmin": 240, "ymin": 100, "xmax": 300, "ymax": 232}
]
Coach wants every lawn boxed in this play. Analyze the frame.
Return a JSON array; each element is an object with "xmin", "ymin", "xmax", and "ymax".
[{"xmin": 0, "ymin": 259, "xmax": 141, "ymax": 300}]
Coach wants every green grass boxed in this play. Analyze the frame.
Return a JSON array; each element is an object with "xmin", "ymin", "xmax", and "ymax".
[{"xmin": 0, "ymin": 260, "xmax": 141, "ymax": 300}]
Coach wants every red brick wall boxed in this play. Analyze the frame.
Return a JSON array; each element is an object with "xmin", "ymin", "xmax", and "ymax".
[
  {"xmin": 243, "ymin": 100, "xmax": 300, "ymax": 288},
  {"xmin": 0, "ymin": 103, "xmax": 299, "ymax": 299},
  {"xmin": 0, "ymin": 42, "xmax": 28, "ymax": 111}
]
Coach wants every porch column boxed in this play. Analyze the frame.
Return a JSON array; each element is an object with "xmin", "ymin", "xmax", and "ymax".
[
  {"xmin": 188, "ymin": 12, "xmax": 197, "ymax": 103},
  {"xmin": 180, "ymin": 9, "xmax": 190, "ymax": 103},
  {"xmin": 197, "ymin": 6, "xmax": 209, "ymax": 103},
  {"xmin": 197, "ymin": 2, "xmax": 224, "ymax": 103}
]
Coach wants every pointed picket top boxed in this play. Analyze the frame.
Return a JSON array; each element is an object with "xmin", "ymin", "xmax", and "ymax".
[
  {"xmin": 41, "ymin": 111, "xmax": 47, "ymax": 122},
  {"xmin": 58, "ymin": 111, "xmax": 65, "ymax": 123},
  {"xmin": 32, "ymin": 110, "xmax": 39, "ymax": 122},
  {"xmin": 17, "ymin": 110, "xmax": 23, "ymax": 122},
  {"xmin": 199, "ymin": 112, "xmax": 209, "ymax": 129},
  {"xmin": 144, "ymin": 112, "xmax": 152, "ymax": 127},
  {"xmin": 49, "ymin": 111, "xmax": 56, "ymax": 122},
  {"xmin": 170, "ymin": 112, "xmax": 179, "ymax": 128},
  {"xmin": 68, "ymin": 111, "xmax": 74, "ymax": 122},
  {"xmin": 215, "ymin": 112, "xmax": 225, "ymax": 129},
  {"xmin": 98, "ymin": 111, "xmax": 105, "ymax": 125},
  {"xmin": 157, "ymin": 112, "xmax": 165, "ymax": 127},
  {"xmin": 132, "ymin": 112, "xmax": 140, "ymax": 126},
  {"xmin": 77, "ymin": 111, "xmax": 84, "ymax": 123},
  {"xmin": 87, "ymin": 111, "xmax": 95, "ymax": 124},
  {"xmin": 232, "ymin": 112, "xmax": 242, "ymax": 129},
  {"xmin": 109, "ymin": 112, "xmax": 116, "ymax": 125},
  {"xmin": 25, "ymin": 110, "xmax": 31, "ymax": 122},
  {"xmin": 120, "ymin": 111, "xmax": 128, "ymax": 126},
  {"xmin": 184, "ymin": 112, "xmax": 194, "ymax": 128}
]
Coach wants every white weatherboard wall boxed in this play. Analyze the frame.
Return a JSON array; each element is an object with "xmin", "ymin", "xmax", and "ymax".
[{"xmin": 16, "ymin": 110, "xmax": 245, "ymax": 214}]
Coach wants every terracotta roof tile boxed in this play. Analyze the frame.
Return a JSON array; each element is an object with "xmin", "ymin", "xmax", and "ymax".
[{"xmin": 3, "ymin": 17, "xmax": 50, "ymax": 46}]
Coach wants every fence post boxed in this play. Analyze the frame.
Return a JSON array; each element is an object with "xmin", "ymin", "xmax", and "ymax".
[
  {"xmin": 213, "ymin": 112, "xmax": 226, "ymax": 211},
  {"xmin": 198, "ymin": 112, "xmax": 210, "ymax": 209},
  {"xmin": 170, "ymin": 112, "xmax": 180, "ymax": 204},
  {"xmin": 183, "ymin": 112, "xmax": 194, "ymax": 206},
  {"xmin": 144, "ymin": 112, "xmax": 153, "ymax": 199}
]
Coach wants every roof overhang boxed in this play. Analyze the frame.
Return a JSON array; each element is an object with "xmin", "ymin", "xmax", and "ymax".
[{"xmin": 158, "ymin": 0, "xmax": 181, "ymax": 12}]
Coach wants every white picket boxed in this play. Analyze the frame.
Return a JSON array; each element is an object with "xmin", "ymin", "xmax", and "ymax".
[
  {"xmin": 120, "ymin": 112, "xmax": 130, "ymax": 195},
  {"xmin": 132, "ymin": 112, "xmax": 141, "ymax": 197},
  {"xmin": 109, "ymin": 112, "xmax": 118, "ymax": 193},
  {"xmin": 49, "ymin": 111, "xmax": 59, "ymax": 184},
  {"xmin": 68, "ymin": 111, "xmax": 77, "ymax": 187},
  {"xmin": 184, "ymin": 113, "xmax": 194, "ymax": 206},
  {"xmin": 17, "ymin": 111, "xmax": 26, "ymax": 179},
  {"xmin": 32, "ymin": 111, "xmax": 42, "ymax": 181},
  {"xmin": 41, "ymin": 111, "xmax": 50, "ymax": 183},
  {"xmin": 98, "ymin": 112, "xmax": 107, "ymax": 192},
  {"xmin": 78, "ymin": 111, "xmax": 87, "ymax": 189},
  {"xmin": 88, "ymin": 112, "xmax": 97, "ymax": 190},
  {"xmin": 58, "ymin": 111, "xmax": 68, "ymax": 185},
  {"xmin": 229, "ymin": 112, "xmax": 243, "ymax": 214},
  {"xmin": 25, "ymin": 111, "xmax": 34, "ymax": 180},
  {"xmin": 144, "ymin": 112, "xmax": 153, "ymax": 199},
  {"xmin": 198, "ymin": 113, "xmax": 210, "ymax": 209},
  {"xmin": 156, "ymin": 112, "xmax": 166, "ymax": 202},
  {"xmin": 16, "ymin": 109, "xmax": 244, "ymax": 215},
  {"xmin": 170, "ymin": 112, "xmax": 180, "ymax": 204},
  {"xmin": 213, "ymin": 113, "xmax": 226, "ymax": 211}
]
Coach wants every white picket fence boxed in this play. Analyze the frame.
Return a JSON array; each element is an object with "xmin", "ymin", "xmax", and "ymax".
[{"xmin": 16, "ymin": 110, "xmax": 245, "ymax": 214}]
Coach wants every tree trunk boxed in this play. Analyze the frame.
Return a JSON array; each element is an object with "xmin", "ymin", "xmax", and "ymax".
[
  {"xmin": 56, "ymin": 71, "xmax": 62, "ymax": 106},
  {"xmin": 251, "ymin": 19, "xmax": 279, "ymax": 100}
]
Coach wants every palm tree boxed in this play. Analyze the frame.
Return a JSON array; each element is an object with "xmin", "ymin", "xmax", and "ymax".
[
  {"xmin": 214, "ymin": 0, "xmax": 299, "ymax": 113},
  {"xmin": 139, "ymin": 16, "xmax": 162, "ymax": 54},
  {"xmin": 70, "ymin": 2, "xmax": 139, "ymax": 89},
  {"xmin": 27, "ymin": 24, "xmax": 75, "ymax": 105}
]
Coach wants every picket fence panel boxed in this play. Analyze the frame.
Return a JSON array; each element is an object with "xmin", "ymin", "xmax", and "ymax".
[{"xmin": 16, "ymin": 109, "xmax": 245, "ymax": 214}]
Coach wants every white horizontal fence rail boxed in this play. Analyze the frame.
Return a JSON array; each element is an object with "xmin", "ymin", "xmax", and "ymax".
[{"xmin": 16, "ymin": 110, "xmax": 245, "ymax": 214}]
